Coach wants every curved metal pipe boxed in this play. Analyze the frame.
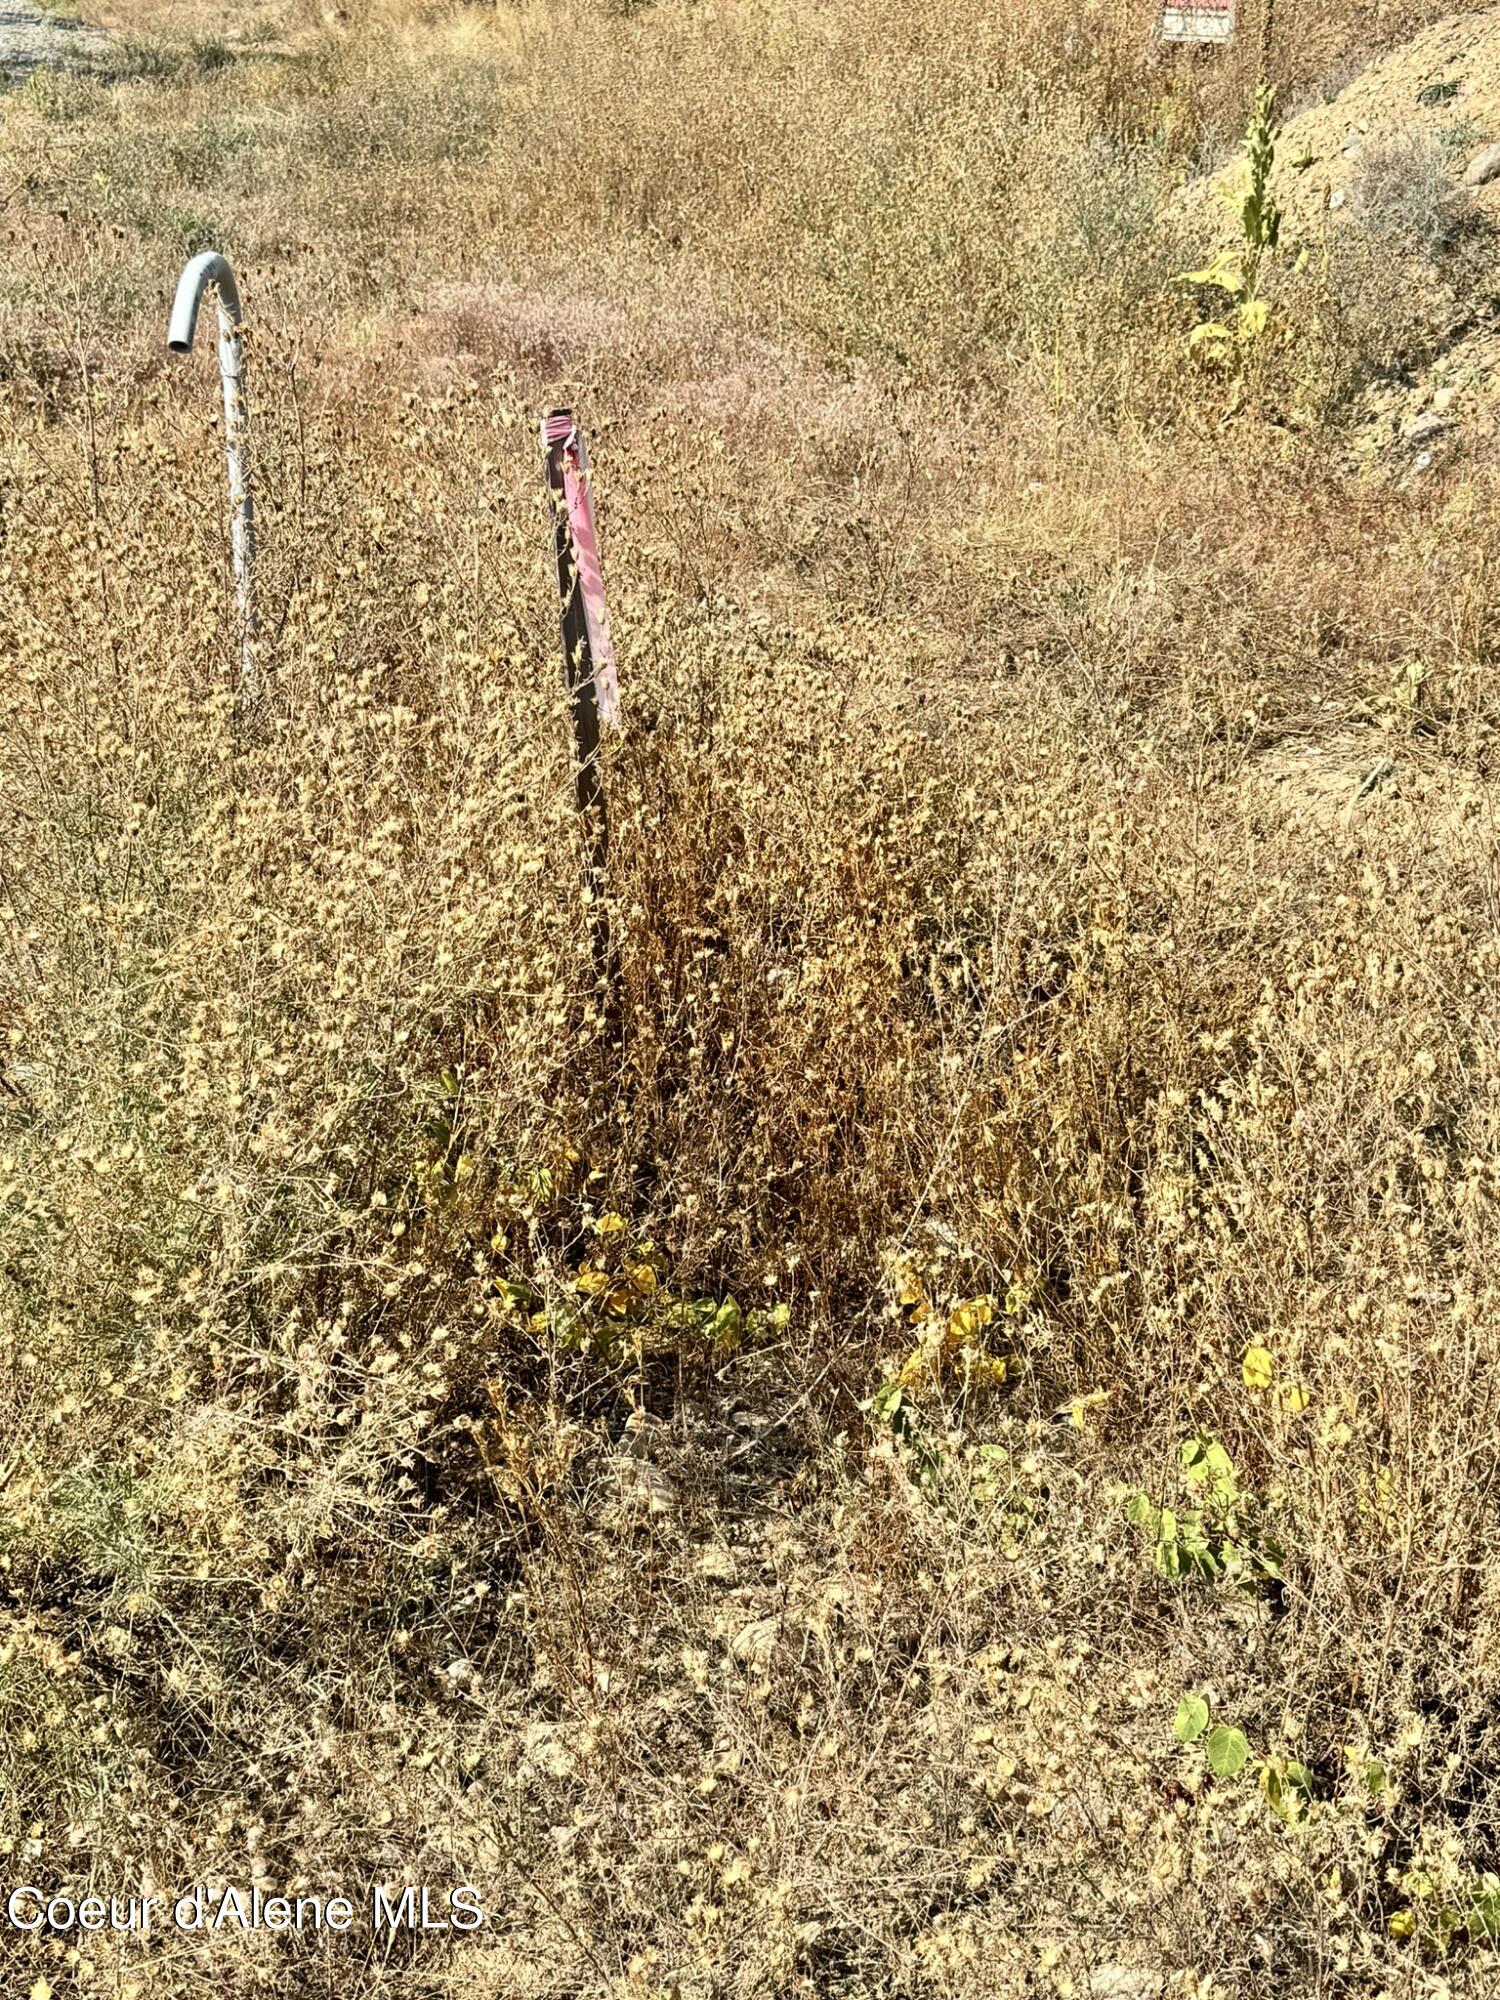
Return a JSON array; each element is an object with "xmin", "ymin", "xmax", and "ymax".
[
  {"xmin": 167, "ymin": 252, "xmax": 261, "ymax": 710},
  {"xmin": 167, "ymin": 250, "xmax": 242, "ymax": 353}
]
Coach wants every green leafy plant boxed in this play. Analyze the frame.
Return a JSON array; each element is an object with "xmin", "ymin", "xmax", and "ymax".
[
  {"xmin": 1258, "ymin": 1753, "xmax": 1315, "ymax": 1822},
  {"xmin": 868, "ymin": 1375, "xmax": 946, "ymax": 1498},
  {"xmin": 868, "ymin": 1262, "xmax": 1027, "ymax": 1503},
  {"xmin": 492, "ymin": 1210, "xmax": 787, "ymax": 1371},
  {"xmin": 1172, "ymin": 1694, "xmax": 1313, "ymax": 1822},
  {"xmin": 1388, "ymin": 1868, "xmax": 1500, "ymax": 1950},
  {"xmin": 1181, "ymin": 85, "xmax": 1284, "ymax": 373},
  {"xmin": 867, "ymin": 1263, "xmax": 1040, "ymax": 1525},
  {"xmin": 1124, "ymin": 1436, "xmax": 1283, "ymax": 1591},
  {"xmin": 1347, "ymin": 1746, "xmax": 1388, "ymax": 1801},
  {"xmin": 1207, "ymin": 1723, "xmax": 1252, "ymax": 1778},
  {"xmin": 1173, "ymin": 1692, "xmax": 1210, "ymax": 1744}
]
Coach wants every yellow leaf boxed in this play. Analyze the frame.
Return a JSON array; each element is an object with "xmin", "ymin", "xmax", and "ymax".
[
  {"xmin": 948, "ymin": 1296, "xmax": 996, "ymax": 1342},
  {"xmin": 895, "ymin": 1263, "xmax": 929, "ymax": 1311},
  {"xmin": 1055, "ymin": 1387, "xmax": 1110, "ymax": 1429},
  {"xmin": 1180, "ymin": 251, "xmax": 1244, "ymax": 292},
  {"xmin": 897, "ymin": 1344, "xmax": 934, "ymax": 1391},
  {"xmin": 594, "ymin": 1212, "xmax": 628, "ymax": 1237},
  {"xmin": 1278, "ymin": 1380, "xmax": 1310, "ymax": 1414},
  {"xmin": 32, "ymin": 1982, "xmax": 53, "ymax": 2000},
  {"xmin": 1241, "ymin": 1345, "xmax": 1275, "ymax": 1391}
]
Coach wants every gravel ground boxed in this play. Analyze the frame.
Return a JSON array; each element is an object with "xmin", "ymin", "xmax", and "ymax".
[{"xmin": 0, "ymin": 3, "xmax": 106, "ymax": 79}]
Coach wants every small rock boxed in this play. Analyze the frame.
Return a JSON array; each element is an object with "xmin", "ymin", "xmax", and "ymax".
[
  {"xmin": 1328, "ymin": 188, "xmax": 1347, "ymax": 211},
  {"xmin": 1340, "ymin": 138, "xmax": 1362, "ymax": 157},
  {"xmin": 1403, "ymin": 410, "xmax": 1447, "ymax": 443},
  {"xmin": 1432, "ymin": 385, "xmax": 1457, "ymax": 413},
  {"xmin": 1413, "ymin": 450, "xmax": 1434, "ymax": 473},
  {"xmin": 1089, "ymin": 1970, "xmax": 1164, "ymax": 2000},
  {"xmin": 730, "ymin": 1615, "xmax": 781, "ymax": 1669},
  {"xmin": 1464, "ymin": 141, "xmax": 1500, "ymax": 186}
]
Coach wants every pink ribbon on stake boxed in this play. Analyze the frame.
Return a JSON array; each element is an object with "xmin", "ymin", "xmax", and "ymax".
[{"xmin": 542, "ymin": 410, "xmax": 621, "ymax": 729}]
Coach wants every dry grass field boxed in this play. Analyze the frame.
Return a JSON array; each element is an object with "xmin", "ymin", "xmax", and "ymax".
[{"xmin": 6, "ymin": 0, "xmax": 1500, "ymax": 1993}]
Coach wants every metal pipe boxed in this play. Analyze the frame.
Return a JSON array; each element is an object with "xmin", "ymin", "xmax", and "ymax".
[{"xmin": 167, "ymin": 252, "xmax": 262, "ymax": 710}]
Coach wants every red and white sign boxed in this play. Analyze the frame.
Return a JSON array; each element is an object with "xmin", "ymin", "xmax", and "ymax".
[{"xmin": 1162, "ymin": 0, "xmax": 1234, "ymax": 41}]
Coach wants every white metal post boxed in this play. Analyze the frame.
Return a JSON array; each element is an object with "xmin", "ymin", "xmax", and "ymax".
[{"xmin": 167, "ymin": 252, "xmax": 262, "ymax": 711}]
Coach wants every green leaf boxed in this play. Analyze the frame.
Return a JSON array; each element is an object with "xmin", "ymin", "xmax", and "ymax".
[
  {"xmin": 1179, "ymin": 251, "xmax": 1244, "ymax": 294},
  {"xmin": 1182, "ymin": 1437, "xmax": 1231, "ymax": 1481},
  {"xmin": 748, "ymin": 1301, "xmax": 790, "ymax": 1341},
  {"xmin": 708, "ymin": 1296, "xmax": 743, "ymax": 1352},
  {"xmin": 1188, "ymin": 1540, "xmax": 1225, "ymax": 1583},
  {"xmin": 1364, "ymin": 1758, "xmax": 1387, "ymax": 1798},
  {"xmin": 548, "ymin": 1292, "xmax": 587, "ymax": 1350},
  {"xmin": 1205, "ymin": 1725, "xmax": 1250, "ymax": 1778},
  {"xmin": 1262, "ymin": 1757, "xmax": 1314, "ymax": 1822},
  {"xmin": 1182, "ymin": 1437, "xmax": 1238, "ymax": 1505},
  {"xmin": 1174, "ymin": 1693, "xmax": 1210, "ymax": 1744},
  {"xmin": 1465, "ymin": 1874, "xmax": 1500, "ymax": 1940},
  {"xmin": 870, "ymin": 1380, "xmax": 902, "ymax": 1424},
  {"xmin": 1258, "ymin": 1758, "xmax": 1283, "ymax": 1816}
]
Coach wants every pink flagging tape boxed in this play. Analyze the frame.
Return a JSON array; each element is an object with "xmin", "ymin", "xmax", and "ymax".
[
  {"xmin": 540, "ymin": 410, "xmax": 621, "ymax": 730},
  {"xmin": 562, "ymin": 450, "xmax": 621, "ymax": 730},
  {"xmin": 540, "ymin": 407, "xmax": 617, "ymax": 993}
]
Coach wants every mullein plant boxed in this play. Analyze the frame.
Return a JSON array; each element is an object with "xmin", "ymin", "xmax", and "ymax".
[{"xmin": 1181, "ymin": 84, "xmax": 1285, "ymax": 372}]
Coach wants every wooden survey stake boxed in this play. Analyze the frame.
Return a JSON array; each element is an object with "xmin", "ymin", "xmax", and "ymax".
[{"xmin": 542, "ymin": 408, "xmax": 619, "ymax": 995}]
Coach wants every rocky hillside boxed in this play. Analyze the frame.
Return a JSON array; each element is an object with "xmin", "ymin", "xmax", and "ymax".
[
  {"xmin": 1261, "ymin": 9, "xmax": 1500, "ymax": 233},
  {"xmin": 1188, "ymin": 8, "xmax": 1500, "ymax": 468}
]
